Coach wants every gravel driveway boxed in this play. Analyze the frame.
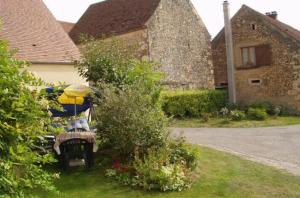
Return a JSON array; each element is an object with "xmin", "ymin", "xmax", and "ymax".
[{"xmin": 172, "ymin": 125, "xmax": 300, "ymax": 176}]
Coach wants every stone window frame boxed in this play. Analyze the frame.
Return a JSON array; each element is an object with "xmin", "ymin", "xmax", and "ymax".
[{"xmin": 248, "ymin": 78, "xmax": 262, "ymax": 86}]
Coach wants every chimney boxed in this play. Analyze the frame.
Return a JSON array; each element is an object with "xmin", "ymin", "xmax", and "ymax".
[{"xmin": 266, "ymin": 11, "xmax": 278, "ymax": 20}]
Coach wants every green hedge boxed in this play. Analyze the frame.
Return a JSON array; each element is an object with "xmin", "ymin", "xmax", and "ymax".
[{"xmin": 161, "ymin": 90, "xmax": 228, "ymax": 118}]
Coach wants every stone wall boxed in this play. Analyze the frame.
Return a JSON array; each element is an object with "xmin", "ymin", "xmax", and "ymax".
[
  {"xmin": 212, "ymin": 7, "xmax": 300, "ymax": 112},
  {"xmin": 146, "ymin": 0, "xmax": 214, "ymax": 89},
  {"xmin": 105, "ymin": 29, "xmax": 150, "ymax": 59}
]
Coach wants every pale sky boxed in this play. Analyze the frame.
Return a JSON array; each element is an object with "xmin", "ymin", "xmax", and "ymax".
[{"xmin": 43, "ymin": 0, "xmax": 300, "ymax": 38}]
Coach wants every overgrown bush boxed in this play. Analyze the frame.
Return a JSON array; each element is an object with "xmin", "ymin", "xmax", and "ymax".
[
  {"xmin": 76, "ymin": 37, "xmax": 162, "ymax": 92},
  {"xmin": 0, "ymin": 40, "xmax": 57, "ymax": 196},
  {"xmin": 230, "ymin": 110, "xmax": 246, "ymax": 121},
  {"xmin": 168, "ymin": 138, "xmax": 200, "ymax": 170},
  {"xmin": 95, "ymin": 85, "xmax": 169, "ymax": 157},
  {"xmin": 78, "ymin": 37, "xmax": 200, "ymax": 192},
  {"xmin": 247, "ymin": 108, "xmax": 268, "ymax": 121},
  {"xmin": 161, "ymin": 90, "xmax": 227, "ymax": 118}
]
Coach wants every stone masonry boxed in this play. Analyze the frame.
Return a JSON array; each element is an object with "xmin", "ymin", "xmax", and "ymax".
[
  {"xmin": 212, "ymin": 5, "xmax": 300, "ymax": 112},
  {"xmin": 146, "ymin": 0, "xmax": 214, "ymax": 89},
  {"xmin": 70, "ymin": 0, "xmax": 215, "ymax": 89}
]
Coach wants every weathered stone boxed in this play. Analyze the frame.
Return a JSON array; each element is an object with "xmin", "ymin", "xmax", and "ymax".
[
  {"xmin": 145, "ymin": 0, "xmax": 214, "ymax": 89},
  {"xmin": 212, "ymin": 5, "xmax": 300, "ymax": 112},
  {"xmin": 72, "ymin": 0, "xmax": 214, "ymax": 89}
]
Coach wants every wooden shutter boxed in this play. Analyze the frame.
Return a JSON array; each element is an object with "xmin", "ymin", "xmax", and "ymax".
[{"xmin": 255, "ymin": 44, "xmax": 272, "ymax": 66}]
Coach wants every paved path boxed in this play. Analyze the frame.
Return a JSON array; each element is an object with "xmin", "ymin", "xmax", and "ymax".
[{"xmin": 172, "ymin": 125, "xmax": 300, "ymax": 176}]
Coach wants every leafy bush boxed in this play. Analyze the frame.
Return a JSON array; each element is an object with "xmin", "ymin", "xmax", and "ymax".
[
  {"xmin": 248, "ymin": 102, "xmax": 287, "ymax": 116},
  {"xmin": 247, "ymin": 108, "xmax": 268, "ymax": 121},
  {"xmin": 78, "ymin": 37, "xmax": 200, "ymax": 192},
  {"xmin": 169, "ymin": 138, "xmax": 200, "ymax": 170},
  {"xmin": 230, "ymin": 110, "xmax": 246, "ymax": 121},
  {"xmin": 0, "ymin": 40, "xmax": 57, "ymax": 196},
  {"xmin": 220, "ymin": 107, "xmax": 230, "ymax": 117},
  {"xmin": 133, "ymin": 148, "xmax": 192, "ymax": 191},
  {"xmin": 76, "ymin": 38, "xmax": 162, "ymax": 92},
  {"xmin": 105, "ymin": 139, "xmax": 200, "ymax": 192},
  {"xmin": 161, "ymin": 90, "xmax": 227, "ymax": 118},
  {"xmin": 95, "ymin": 85, "xmax": 169, "ymax": 157}
]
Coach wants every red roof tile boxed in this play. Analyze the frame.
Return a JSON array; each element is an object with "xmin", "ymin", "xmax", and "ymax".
[
  {"xmin": 70, "ymin": 0, "xmax": 161, "ymax": 44},
  {"xmin": 212, "ymin": 5, "xmax": 300, "ymax": 46},
  {"xmin": 248, "ymin": 5, "xmax": 300, "ymax": 42},
  {"xmin": 0, "ymin": 0, "xmax": 80, "ymax": 63}
]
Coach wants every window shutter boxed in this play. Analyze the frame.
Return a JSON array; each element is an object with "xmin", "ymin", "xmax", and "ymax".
[{"xmin": 255, "ymin": 44, "xmax": 272, "ymax": 66}]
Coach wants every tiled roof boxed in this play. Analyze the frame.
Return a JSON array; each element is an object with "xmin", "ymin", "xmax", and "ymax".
[
  {"xmin": 70, "ymin": 0, "xmax": 161, "ymax": 44},
  {"xmin": 212, "ymin": 5, "xmax": 300, "ymax": 46},
  {"xmin": 0, "ymin": 0, "xmax": 80, "ymax": 63},
  {"xmin": 247, "ymin": 5, "xmax": 300, "ymax": 42},
  {"xmin": 59, "ymin": 21, "xmax": 75, "ymax": 34}
]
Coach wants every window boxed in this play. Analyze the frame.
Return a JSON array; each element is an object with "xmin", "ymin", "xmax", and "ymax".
[
  {"xmin": 248, "ymin": 79, "xmax": 262, "ymax": 86},
  {"xmin": 240, "ymin": 44, "xmax": 272, "ymax": 68},
  {"xmin": 251, "ymin": 23, "xmax": 257, "ymax": 30},
  {"xmin": 242, "ymin": 47, "xmax": 256, "ymax": 67}
]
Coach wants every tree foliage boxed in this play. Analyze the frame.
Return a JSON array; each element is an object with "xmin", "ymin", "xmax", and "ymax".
[
  {"xmin": 76, "ymin": 38, "xmax": 163, "ymax": 95},
  {"xmin": 77, "ymin": 37, "xmax": 200, "ymax": 192},
  {"xmin": 0, "ymin": 40, "xmax": 57, "ymax": 197}
]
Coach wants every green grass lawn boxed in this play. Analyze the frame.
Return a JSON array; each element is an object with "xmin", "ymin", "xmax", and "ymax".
[
  {"xmin": 170, "ymin": 116, "xmax": 300, "ymax": 128},
  {"xmin": 35, "ymin": 147, "xmax": 300, "ymax": 198}
]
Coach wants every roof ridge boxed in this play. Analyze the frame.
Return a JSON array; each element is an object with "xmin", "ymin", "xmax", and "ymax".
[
  {"xmin": 0, "ymin": 0, "xmax": 80, "ymax": 63},
  {"xmin": 212, "ymin": 4, "xmax": 300, "ymax": 44},
  {"xmin": 243, "ymin": 5, "xmax": 300, "ymax": 42},
  {"xmin": 70, "ymin": 0, "xmax": 161, "ymax": 44}
]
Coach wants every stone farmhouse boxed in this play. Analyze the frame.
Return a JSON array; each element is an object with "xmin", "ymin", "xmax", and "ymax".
[
  {"xmin": 69, "ymin": 0, "xmax": 214, "ymax": 89},
  {"xmin": 0, "ymin": 0, "xmax": 85, "ymax": 85},
  {"xmin": 212, "ymin": 5, "xmax": 300, "ymax": 112}
]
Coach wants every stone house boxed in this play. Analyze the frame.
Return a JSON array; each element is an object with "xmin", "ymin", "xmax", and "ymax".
[
  {"xmin": 69, "ymin": 0, "xmax": 214, "ymax": 89},
  {"xmin": 212, "ymin": 5, "xmax": 300, "ymax": 112},
  {"xmin": 0, "ymin": 0, "xmax": 85, "ymax": 85}
]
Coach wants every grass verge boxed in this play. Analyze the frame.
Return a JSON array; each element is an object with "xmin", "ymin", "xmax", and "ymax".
[
  {"xmin": 170, "ymin": 116, "xmax": 300, "ymax": 128},
  {"xmin": 35, "ymin": 147, "xmax": 300, "ymax": 198}
]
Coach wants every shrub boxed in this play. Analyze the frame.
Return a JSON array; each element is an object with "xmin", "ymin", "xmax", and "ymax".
[
  {"xmin": 168, "ymin": 138, "xmax": 200, "ymax": 170},
  {"xmin": 248, "ymin": 101, "xmax": 272, "ymax": 113},
  {"xmin": 95, "ymin": 85, "xmax": 169, "ymax": 158},
  {"xmin": 104, "ymin": 139, "xmax": 200, "ymax": 192},
  {"xmin": 161, "ymin": 90, "xmax": 227, "ymax": 118},
  {"xmin": 133, "ymin": 147, "xmax": 192, "ymax": 191},
  {"xmin": 247, "ymin": 108, "xmax": 268, "ymax": 121},
  {"xmin": 248, "ymin": 101, "xmax": 283, "ymax": 116},
  {"xmin": 76, "ymin": 37, "xmax": 163, "ymax": 93},
  {"xmin": 230, "ymin": 110, "xmax": 246, "ymax": 121},
  {"xmin": 0, "ymin": 39, "xmax": 57, "ymax": 196},
  {"xmin": 220, "ymin": 107, "xmax": 230, "ymax": 117},
  {"xmin": 78, "ymin": 37, "xmax": 200, "ymax": 192}
]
